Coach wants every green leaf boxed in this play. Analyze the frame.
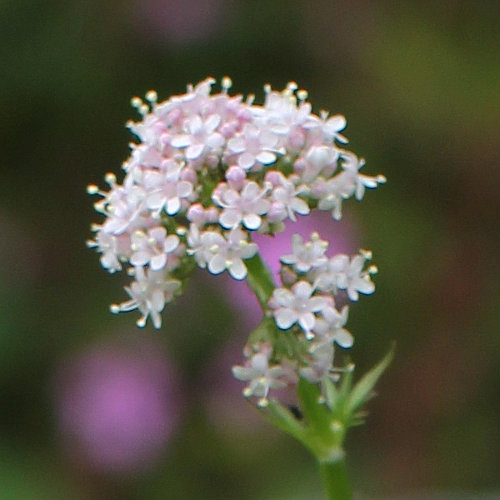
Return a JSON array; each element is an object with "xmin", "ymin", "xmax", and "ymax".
[
  {"xmin": 297, "ymin": 378, "xmax": 331, "ymax": 434},
  {"xmin": 266, "ymin": 400, "xmax": 306, "ymax": 442},
  {"xmin": 347, "ymin": 344, "xmax": 395, "ymax": 416},
  {"xmin": 322, "ymin": 376, "xmax": 339, "ymax": 411}
]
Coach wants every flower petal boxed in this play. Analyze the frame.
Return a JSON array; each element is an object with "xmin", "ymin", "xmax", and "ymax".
[{"xmin": 275, "ymin": 308, "xmax": 296, "ymax": 330}]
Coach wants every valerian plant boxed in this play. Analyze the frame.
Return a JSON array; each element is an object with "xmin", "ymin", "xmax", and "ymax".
[{"xmin": 88, "ymin": 77, "xmax": 392, "ymax": 499}]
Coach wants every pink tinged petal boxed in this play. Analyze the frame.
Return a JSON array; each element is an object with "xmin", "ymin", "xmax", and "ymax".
[
  {"xmin": 171, "ymin": 134, "xmax": 191, "ymax": 148},
  {"xmin": 291, "ymin": 198, "xmax": 310, "ymax": 215},
  {"xmin": 293, "ymin": 281, "xmax": 313, "ymax": 300},
  {"xmin": 232, "ymin": 366, "xmax": 254, "ymax": 381},
  {"xmin": 207, "ymin": 132, "xmax": 225, "ymax": 149},
  {"xmin": 325, "ymin": 115, "xmax": 347, "ymax": 133},
  {"xmin": 336, "ymin": 133, "xmax": 348, "ymax": 144},
  {"xmin": 205, "ymin": 114, "xmax": 221, "ymax": 132},
  {"xmin": 309, "ymin": 297, "xmax": 328, "ymax": 312},
  {"xmin": 106, "ymin": 219, "xmax": 130, "ymax": 235},
  {"xmin": 151, "ymin": 289, "xmax": 165, "ymax": 312},
  {"xmin": 177, "ymin": 181, "xmax": 193, "ymax": 198},
  {"xmin": 166, "ymin": 197, "xmax": 181, "ymax": 215},
  {"xmin": 242, "ymin": 181, "xmax": 260, "ymax": 198},
  {"xmin": 208, "ymin": 254, "xmax": 226, "ymax": 275},
  {"xmin": 336, "ymin": 275, "xmax": 348, "ymax": 289},
  {"xmin": 164, "ymin": 235, "xmax": 180, "ymax": 253},
  {"xmin": 334, "ymin": 329, "xmax": 354, "ymax": 348},
  {"xmin": 228, "ymin": 258, "xmax": 247, "ymax": 280},
  {"xmin": 331, "ymin": 255, "xmax": 349, "ymax": 271},
  {"xmin": 242, "ymin": 213, "xmax": 261, "ymax": 230},
  {"xmin": 188, "ymin": 115, "xmax": 203, "ymax": 135},
  {"xmin": 222, "ymin": 189, "xmax": 240, "ymax": 205},
  {"xmin": 151, "ymin": 311, "xmax": 162, "ymax": 329},
  {"xmin": 273, "ymin": 289, "xmax": 294, "ymax": 307},
  {"xmin": 351, "ymin": 256, "xmax": 365, "ymax": 273},
  {"xmin": 256, "ymin": 151, "xmax": 277, "ymax": 165},
  {"xmin": 130, "ymin": 251, "xmax": 151, "ymax": 267},
  {"xmin": 149, "ymin": 226, "xmax": 166, "ymax": 241},
  {"xmin": 146, "ymin": 192, "xmax": 164, "ymax": 211},
  {"xmin": 255, "ymin": 198, "xmax": 271, "ymax": 214},
  {"xmin": 101, "ymin": 253, "xmax": 120, "ymax": 271},
  {"xmin": 240, "ymin": 242, "xmax": 258, "ymax": 259},
  {"xmin": 150, "ymin": 253, "xmax": 167, "ymax": 271},
  {"xmin": 186, "ymin": 143, "xmax": 205, "ymax": 160},
  {"xmin": 356, "ymin": 279, "xmax": 375, "ymax": 295},
  {"xmin": 219, "ymin": 209, "xmax": 241, "ymax": 229},
  {"xmin": 238, "ymin": 152, "xmax": 256, "ymax": 170},
  {"xmin": 260, "ymin": 129, "xmax": 279, "ymax": 147},
  {"xmin": 280, "ymin": 253, "xmax": 296, "ymax": 265},
  {"xmin": 227, "ymin": 136, "xmax": 246, "ymax": 154},
  {"xmin": 298, "ymin": 312, "xmax": 315, "ymax": 332},
  {"xmin": 275, "ymin": 309, "xmax": 297, "ymax": 330},
  {"xmin": 270, "ymin": 124, "xmax": 289, "ymax": 135}
]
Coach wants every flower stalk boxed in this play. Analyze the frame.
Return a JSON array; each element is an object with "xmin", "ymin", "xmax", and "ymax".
[
  {"xmin": 87, "ymin": 77, "xmax": 391, "ymax": 498},
  {"xmin": 245, "ymin": 246, "xmax": 393, "ymax": 499}
]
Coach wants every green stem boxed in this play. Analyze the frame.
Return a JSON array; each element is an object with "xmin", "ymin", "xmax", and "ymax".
[
  {"xmin": 245, "ymin": 253, "xmax": 354, "ymax": 499},
  {"xmin": 245, "ymin": 253, "xmax": 276, "ymax": 309},
  {"xmin": 319, "ymin": 457, "xmax": 353, "ymax": 500}
]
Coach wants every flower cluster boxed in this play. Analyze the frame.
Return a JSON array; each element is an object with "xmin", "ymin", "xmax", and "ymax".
[
  {"xmin": 88, "ymin": 77, "xmax": 386, "ymax": 413},
  {"xmin": 88, "ymin": 77, "xmax": 384, "ymax": 332},
  {"xmin": 232, "ymin": 233, "xmax": 377, "ymax": 405}
]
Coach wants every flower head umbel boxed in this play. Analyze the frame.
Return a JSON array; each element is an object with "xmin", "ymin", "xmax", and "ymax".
[
  {"xmin": 88, "ymin": 76, "xmax": 385, "ymax": 405},
  {"xmin": 89, "ymin": 77, "xmax": 383, "ymax": 329}
]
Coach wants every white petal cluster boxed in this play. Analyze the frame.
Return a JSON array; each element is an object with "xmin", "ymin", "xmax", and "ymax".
[
  {"xmin": 110, "ymin": 266, "xmax": 181, "ymax": 329},
  {"xmin": 187, "ymin": 225, "xmax": 257, "ymax": 280},
  {"xmin": 88, "ymin": 77, "xmax": 384, "ymax": 331},
  {"xmin": 232, "ymin": 343, "xmax": 298, "ymax": 407},
  {"xmin": 266, "ymin": 233, "xmax": 377, "ymax": 385},
  {"xmin": 272, "ymin": 281, "xmax": 328, "ymax": 338}
]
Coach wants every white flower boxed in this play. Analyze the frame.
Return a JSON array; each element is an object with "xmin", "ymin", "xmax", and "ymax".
[
  {"xmin": 258, "ymin": 82, "xmax": 319, "ymax": 152},
  {"xmin": 226, "ymin": 123, "xmax": 281, "ymax": 171},
  {"xmin": 232, "ymin": 343, "xmax": 297, "ymax": 406},
  {"xmin": 313, "ymin": 305, "xmax": 353, "ymax": 348},
  {"xmin": 312, "ymin": 176, "xmax": 349, "ymax": 221},
  {"xmin": 271, "ymin": 280, "xmax": 328, "ymax": 337},
  {"xmin": 129, "ymin": 226, "xmax": 180, "ymax": 271},
  {"xmin": 110, "ymin": 267, "xmax": 180, "ymax": 329},
  {"xmin": 339, "ymin": 151, "xmax": 386, "ymax": 201},
  {"xmin": 187, "ymin": 225, "xmax": 257, "ymax": 280},
  {"xmin": 170, "ymin": 114, "xmax": 225, "ymax": 161},
  {"xmin": 316, "ymin": 253, "xmax": 375, "ymax": 301},
  {"xmin": 302, "ymin": 145, "xmax": 339, "ymax": 183},
  {"xmin": 98, "ymin": 182, "xmax": 148, "ymax": 236},
  {"xmin": 300, "ymin": 342, "xmax": 335, "ymax": 383},
  {"xmin": 143, "ymin": 161, "xmax": 194, "ymax": 216},
  {"xmin": 212, "ymin": 180, "xmax": 271, "ymax": 230},
  {"xmin": 186, "ymin": 224, "xmax": 225, "ymax": 269},
  {"xmin": 321, "ymin": 113, "xmax": 348, "ymax": 144},
  {"xmin": 280, "ymin": 233, "xmax": 328, "ymax": 273},
  {"xmin": 87, "ymin": 227, "xmax": 131, "ymax": 274},
  {"xmin": 266, "ymin": 171, "xmax": 310, "ymax": 222}
]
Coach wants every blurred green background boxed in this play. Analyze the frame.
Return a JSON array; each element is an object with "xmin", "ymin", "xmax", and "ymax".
[{"xmin": 1, "ymin": 0, "xmax": 499, "ymax": 498}]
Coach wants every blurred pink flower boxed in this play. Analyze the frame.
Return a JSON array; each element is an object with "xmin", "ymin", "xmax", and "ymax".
[
  {"xmin": 132, "ymin": 0, "xmax": 229, "ymax": 46},
  {"xmin": 54, "ymin": 334, "xmax": 182, "ymax": 474}
]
